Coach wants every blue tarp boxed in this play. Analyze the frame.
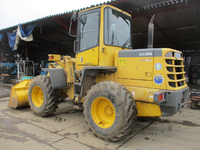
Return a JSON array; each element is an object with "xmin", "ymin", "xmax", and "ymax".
[
  {"xmin": 0, "ymin": 63, "xmax": 15, "ymax": 67},
  {"xmin": 19, "ymin": 24, "xmax": 35, "ymax": 38},
  {"xmin": 7, "ymin": 31, "xmax": 17, "ymax": 50},
  {"xmin": 7, "ymin": 24, "xmax": 35, "ymax": 51}
]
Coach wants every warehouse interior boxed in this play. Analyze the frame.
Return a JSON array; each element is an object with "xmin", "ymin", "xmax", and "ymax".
[{"xmin": 0, "ymin": 0, "xmax": 200, "ymax": 85}]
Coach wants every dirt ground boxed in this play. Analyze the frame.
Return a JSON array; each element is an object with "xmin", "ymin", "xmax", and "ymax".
[{"xmin": 0, "ymin": 83, "xmax": 200, "ymax": 150}]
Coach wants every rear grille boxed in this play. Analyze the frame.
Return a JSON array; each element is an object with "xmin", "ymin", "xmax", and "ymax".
[{"xmin": 165, "ymin": 51, "xmax": 186, "ymax": 88}]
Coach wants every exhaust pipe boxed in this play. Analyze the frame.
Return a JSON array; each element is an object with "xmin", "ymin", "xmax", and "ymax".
[{"xmin": 147, "ymin": 14, "xmax": 156, "ymax": 48}]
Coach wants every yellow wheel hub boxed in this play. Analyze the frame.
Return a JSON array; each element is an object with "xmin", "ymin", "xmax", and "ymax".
[
  {"xmin": 31, "ymin": 86, "xmax": 44, "ymax": 107},
  {"xmin": 91, "ymin": 97, "xmax": 115, "ymax": 128}
]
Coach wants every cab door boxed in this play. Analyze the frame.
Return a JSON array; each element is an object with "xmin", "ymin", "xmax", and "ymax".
[{"xmin": 76, "ymin": 8, "xmax": 100, "ymax": 66}]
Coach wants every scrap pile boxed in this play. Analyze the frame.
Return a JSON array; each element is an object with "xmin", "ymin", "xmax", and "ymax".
[{"xmin": 190, "ymin": 89, "xmax": 200, "ymax": 109}]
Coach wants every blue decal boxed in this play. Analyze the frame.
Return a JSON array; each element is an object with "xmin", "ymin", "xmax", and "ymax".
[
  {"xmin": 154, "ymin": 75, "xmax": 164, "ymax": 85},
  {"xmin": 155, "ymin": 63, "xmax": 162, "ymax": 70}
]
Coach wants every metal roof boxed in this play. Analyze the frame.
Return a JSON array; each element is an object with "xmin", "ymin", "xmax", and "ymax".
[
  {"xmin": 0, "ymin": 0, "xmax": 200, "ymax": 62},
  {"xmin": 0, "ymin": 0, "xmax": 187, "ymax": 31}
]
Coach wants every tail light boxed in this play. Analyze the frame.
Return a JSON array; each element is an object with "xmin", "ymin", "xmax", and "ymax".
[
  {"xmin": 154, "ymin": 91, "xmax": 167, "ymax": 103},
  {"xmin": 49, "ymin": 56, "xmax": 54, "ymax": 59},
  {"xmin": 159, "ymin": 94, "xmax": 164, "ymax": 101}
]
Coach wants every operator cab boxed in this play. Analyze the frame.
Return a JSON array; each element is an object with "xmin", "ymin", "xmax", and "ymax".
[{"xmin": 69, "ymin": 5, "xmax": 132, "ymax": 67}]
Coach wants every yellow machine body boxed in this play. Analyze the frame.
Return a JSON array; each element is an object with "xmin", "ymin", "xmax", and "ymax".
[
  {"xmin": 47, "ymin": 5, "xmax": 188, "ymax": 117},
  {"xmin": 71, "ymin": 5, "xmax": 188, "ymax": 117},
  {"xmin": 8, "ymin": 80, "xmax": 31, "ymax": 108},
  {"xmin": 8, "ymin": 5, "xmax": 189, "ymax": 118},
  {"xmin": 94, "ymin": 47, "xmax": 187, "ymax": 117}
]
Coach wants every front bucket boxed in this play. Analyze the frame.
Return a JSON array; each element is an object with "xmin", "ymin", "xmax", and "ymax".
[{"xmin": 8, "ymin": 79, "xmax": 31, "ymax": 108}]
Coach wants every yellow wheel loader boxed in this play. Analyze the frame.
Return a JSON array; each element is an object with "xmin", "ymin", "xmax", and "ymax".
[{"xmin": 9, "ymin": 5, "xmax": 189, "ymax": 141}]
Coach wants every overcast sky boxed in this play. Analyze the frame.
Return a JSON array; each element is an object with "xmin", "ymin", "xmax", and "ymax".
[{"xmin": 0, "ymin": 0, "xmax": 107, "ymax": 30}]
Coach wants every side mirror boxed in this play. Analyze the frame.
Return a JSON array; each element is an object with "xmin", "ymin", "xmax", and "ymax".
[
  {"xmin": 69, "ymin": 12, "xmax": 77, "ymax": 37},
  {"xmin": 80, "ymin": 14, "xmax": 87, "ymax": 26}
]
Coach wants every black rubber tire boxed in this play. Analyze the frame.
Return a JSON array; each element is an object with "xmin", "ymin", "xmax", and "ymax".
[
  {"xmin": 28, "ymin": 75, "xmax": 58, "ymax": 117},
  {"xmin": 83, "ymin": 81, "xmax": 137, "ymax": 142}
]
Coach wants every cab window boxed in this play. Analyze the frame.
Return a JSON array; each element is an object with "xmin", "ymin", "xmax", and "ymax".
[
  {"xmin": 104, "ymin": 8, "xmax": 132, "ymax": 48},
  {"xmin": 79, "ymin": 11, "xmax": 100, "ymax": 52}
]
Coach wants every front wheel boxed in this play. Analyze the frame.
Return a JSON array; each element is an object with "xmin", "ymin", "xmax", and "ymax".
[
  {"xmin": 28, "ymin": 75, "xmax": 58, "ymax": 117},
  {"xmin": 84, "ymin": 81, "xmax": 137, "ymax": 141}
]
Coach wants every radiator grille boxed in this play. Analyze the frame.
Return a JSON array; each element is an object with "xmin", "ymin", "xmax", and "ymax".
[{"xmin": 165, "ymin": 51, "xmax": 186, "ymax": 88}]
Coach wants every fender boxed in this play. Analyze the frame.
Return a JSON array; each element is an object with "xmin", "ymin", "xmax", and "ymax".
[
  {"xmin": 42, "ymin": 68, "xmax": 67, "ymax": 89},
  {"xmin": 75, "ymin": 66, "xmax": 117, "ymax": 98}
]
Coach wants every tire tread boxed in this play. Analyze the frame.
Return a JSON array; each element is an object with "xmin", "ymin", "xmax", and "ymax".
[
  {"xmin": 84, "ymin": 81, "xmax": 137, "ymax": 142},
  {"xmin": 28, "ymin": 75, "xmax": 58, "ymax": 117}
]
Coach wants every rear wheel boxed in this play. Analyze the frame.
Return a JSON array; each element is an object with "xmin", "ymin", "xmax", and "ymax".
[
  {"xmin": 28, "ymin": 75, "xmax": 58, "ymax": 116},
  {"xmin": 84, "ymin": 81, "xmax": 137, "ymax": 141}
]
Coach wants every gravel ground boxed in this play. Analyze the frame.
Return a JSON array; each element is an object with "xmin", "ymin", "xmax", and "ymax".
[{"xmin": 0, "ymin": 83, "xmax": 199, "ymax": 150}]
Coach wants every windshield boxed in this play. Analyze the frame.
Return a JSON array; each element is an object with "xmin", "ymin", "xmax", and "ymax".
[{"xmin": 104, "ymin": 8, "xmax": 132, "ymax": 48}]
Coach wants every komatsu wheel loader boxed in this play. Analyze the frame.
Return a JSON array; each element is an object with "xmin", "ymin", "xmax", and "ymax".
[{"xmin": 9, "ymin": 5, "xmax": 189, "ymax": 141}]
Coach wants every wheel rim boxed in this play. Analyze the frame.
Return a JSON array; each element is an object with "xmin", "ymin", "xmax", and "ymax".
[
  {"xmin": 91, "ymin": 97, "xmax": 115, "ymax": 129},
  {"xmin": 31, "ymin": 86, "xmax": 44, "ymax": 107}
]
